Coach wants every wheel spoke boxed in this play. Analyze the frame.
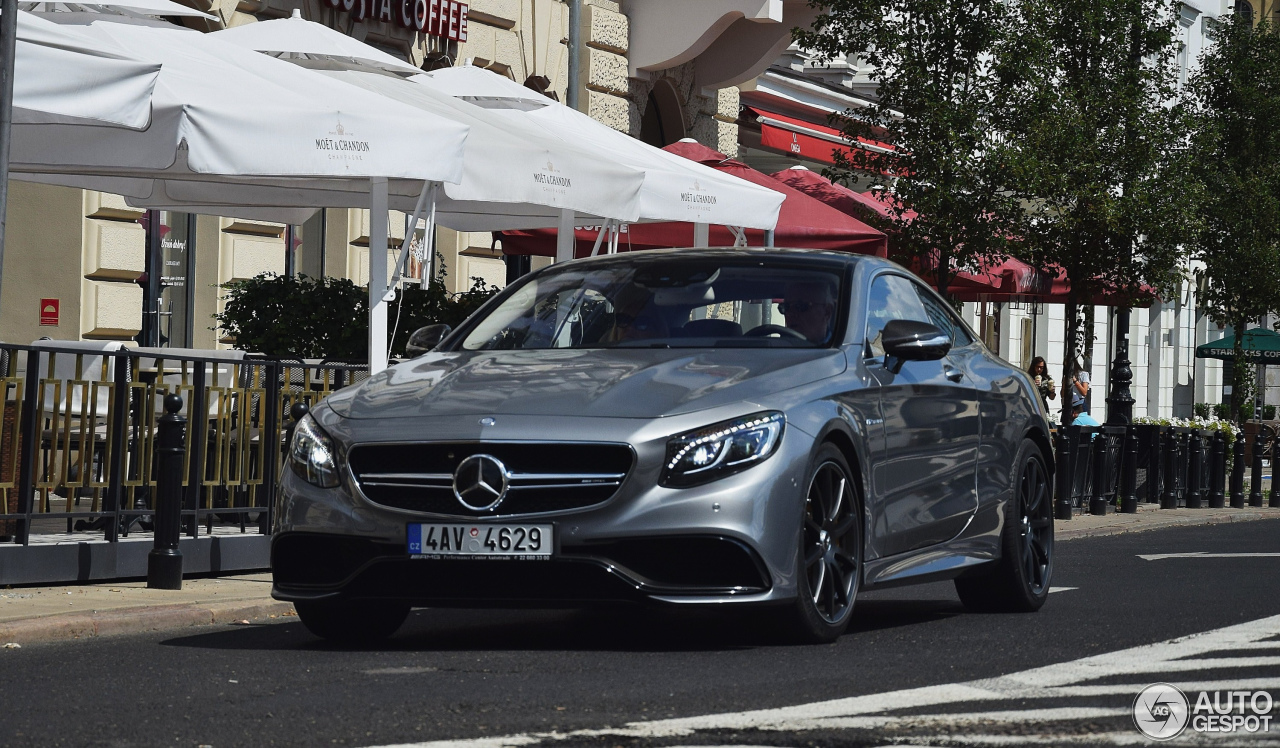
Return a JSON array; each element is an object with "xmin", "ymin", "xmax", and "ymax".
[
  {"xmin": 829, "ymin": 474, "xmax": 846, "ymax": 523},
  {"xmin": 829, "ymin": 558, "xmax": 849, "ymax": 607},
  {"xmin": 805, "ymin": 545, "xmax": 824, "ymax": 569},
  {"xmin": 810, "ymin": 559, "xmax": 826, "ymax": 606},
  {"xmin": 833, "ymin": 548, "xmax": 858, "ymax": 572},
  {"xmin": 831, "ymin": 515, "xmax": 858, "ymax": 539}
]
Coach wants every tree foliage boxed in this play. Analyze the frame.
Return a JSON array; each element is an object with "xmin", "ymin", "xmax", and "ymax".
[
  {"xmin": 215, "ymin": 273, "xmax": 499, "ymax": 360},
  {"xmin": 1184, "ymin": 16, "xmax": 1280, "ymax": 421},
  {"xmin": 795, "ymin": 0, "xmax": 1020, "ymax": 300},
  {"xmin": 997, "ymin": 0, "xmax": 1191, "ymax": 421}
]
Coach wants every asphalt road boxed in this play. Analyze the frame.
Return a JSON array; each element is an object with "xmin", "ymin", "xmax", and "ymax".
[{"xmin": 2, "ymin": 521, "xmax": 1279, "ymax": 748}]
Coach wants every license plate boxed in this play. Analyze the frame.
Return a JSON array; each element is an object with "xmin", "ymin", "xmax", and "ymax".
[{"xmin": 407, "ymin": 523, "xmax": 553, "ymax": 560}]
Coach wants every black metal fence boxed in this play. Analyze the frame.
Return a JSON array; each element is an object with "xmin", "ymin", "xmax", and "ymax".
[
  {"xmin": 0, "ymin": 341, "xmax": 366, "ymax": 549},
  {"xmin": 1053, "ymin": 421, "xmax": 1272, "ymax": 517}
]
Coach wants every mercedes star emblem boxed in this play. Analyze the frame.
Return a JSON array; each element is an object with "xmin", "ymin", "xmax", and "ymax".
[{"xmin": 452, "ymin": 454, "xmax": 510, "ymax": 511}]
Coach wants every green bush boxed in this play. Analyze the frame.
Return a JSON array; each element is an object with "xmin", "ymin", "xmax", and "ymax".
[{"xmin": 215, "ymin": 273, "xmax": 500, "ymax": 360}]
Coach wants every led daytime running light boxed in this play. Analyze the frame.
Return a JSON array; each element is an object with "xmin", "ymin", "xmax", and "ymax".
[
  {"xmin": 662, "ymin": 411, "xmax": 785, "ymax": 488},
  {"xmin": 666, "ymin": 414, "xmax": 782, "ymax": 472}
]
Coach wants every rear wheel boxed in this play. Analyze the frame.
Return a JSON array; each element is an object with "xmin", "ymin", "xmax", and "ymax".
[
  {"xmin": 955, "ymin": 439, "xmax": 1053, "ymax": 612},
  {"xmin": 781, "ymin": 444, "xmax": 862, "ymax": 644},
  {"xmin": 294, "ymin": 600, "xmax": 410, "ymax": 644}
]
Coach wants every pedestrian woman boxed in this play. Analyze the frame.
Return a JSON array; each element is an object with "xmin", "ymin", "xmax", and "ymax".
[
  {"xmin": 1028, "ymin": 356, "xmax": 1056, "ymax": 411},
  {"xmin": 1071, "ymin": 358, "xmax": 1090, "ymax": 401}
]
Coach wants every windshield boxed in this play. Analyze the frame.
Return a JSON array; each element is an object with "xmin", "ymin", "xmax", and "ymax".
[{"xmin": 458, "ymin": 259, "xmax": 847, "ymax": 350}]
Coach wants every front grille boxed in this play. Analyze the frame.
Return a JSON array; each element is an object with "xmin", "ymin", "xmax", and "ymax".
[{"xmin": 347, "ymin": 442, "xmax": 634, "ymax": 517}]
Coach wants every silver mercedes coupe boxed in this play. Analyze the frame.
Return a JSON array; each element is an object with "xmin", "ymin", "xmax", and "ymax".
[{"xmin": 272, "ymin": 248, "xmax": 1055, "ymax": 644}]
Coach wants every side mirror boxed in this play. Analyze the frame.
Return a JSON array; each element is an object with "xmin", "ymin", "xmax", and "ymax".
[
  {"xmin": 405, "ymin": 324, "xmax": 451, "ymax": 357},
  {"xmin": 881, "ymin": 319, "xmax": 951, "ymax": 373}
]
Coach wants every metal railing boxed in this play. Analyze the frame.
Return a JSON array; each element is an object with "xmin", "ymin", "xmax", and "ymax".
[
  {"xmin": 0, "ymin": 341, "xmax": 367, "ymax": 546},
  {"xmin": 1054, "ymin": 422, "xmax": 1263, "ymax": 517}
]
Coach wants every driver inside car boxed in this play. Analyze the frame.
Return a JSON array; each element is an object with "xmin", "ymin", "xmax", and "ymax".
[{"xmin": 780, "ymin": 281, "xmax": 836, "ymax": 343}]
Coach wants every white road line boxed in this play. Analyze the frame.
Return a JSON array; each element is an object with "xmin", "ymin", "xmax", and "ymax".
[
  {"xmin": 363, "ymin": 614, "xmax": 1280, "ymax": 748},
  {"xmin": 1138, "ymin": 552, "xmax": 1280, "ymax": 560},
  {"xmin": 1047, "ymin": 586, "xmax": 1077, "ymax": 593}
]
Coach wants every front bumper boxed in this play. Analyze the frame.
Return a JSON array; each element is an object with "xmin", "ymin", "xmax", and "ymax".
[
  {"xmin": 272, "ymin": 409, "xmax": 814, "ymax": 607},
  {"xmin": 271, "ymin": 532, "xmax": 772, "ymax": 606}
]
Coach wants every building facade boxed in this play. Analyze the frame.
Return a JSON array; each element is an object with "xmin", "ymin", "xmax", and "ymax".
[{"xmin": 0, "ymin": 0, "xmax": 800, "ymax": 349}]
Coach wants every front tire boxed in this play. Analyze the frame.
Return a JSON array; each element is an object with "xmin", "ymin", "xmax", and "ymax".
[
  {"xmin": 781, "ymin": 444, "xmax": 863, "ymax": 644},
  {"xmin": 955, "ymin": 439, "xmax": 1053, "ymax": 612},
  {"xmin": 295, "ymin": 600, "xmax": 410, "ymax": 644}
]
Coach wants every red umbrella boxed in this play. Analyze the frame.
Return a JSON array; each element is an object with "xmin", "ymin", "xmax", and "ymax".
[
  {"xmin": 499, "ymin": 141, "xmax": 888, "ymax": 259},
  {"xmin": 769, "ymin": 165, "xmax": 903, "ymax": 222}
]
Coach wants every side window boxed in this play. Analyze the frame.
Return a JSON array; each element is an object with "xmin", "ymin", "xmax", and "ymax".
[
  {"xmin": 864, "ymin": 274, "xmax": 932, "ymax": 357},
  {"xmin": 914, "ymin": 286, "xmax": 975, "ymax": 347}
]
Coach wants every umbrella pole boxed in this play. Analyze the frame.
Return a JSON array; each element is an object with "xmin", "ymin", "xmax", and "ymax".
[
  {"xmin": 369, "ymin": 177, "xmax": 389, "ymax": 374},
  {"xmin": 591, "ymin": 221, "xmax": 608, "ymax": 256},
  {"xmin": 0, "ymin": 0, "xmax": 17, "ymax": 312},
  {"xmin": 693, "ymin": 223, "xmax": 709, "ymax": 248},
  {"xmin": 389, "ymin": 181, "xmax": 436, "ymax": 289},
  {"xmin": 556, "ymin": 209, "xmax": 575, "ymax": 262}
]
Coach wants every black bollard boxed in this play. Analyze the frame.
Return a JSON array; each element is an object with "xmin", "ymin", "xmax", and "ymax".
[
  {"xmin": 1120, "ymin": 427, "xmax": 1139, "ymax": 514},
  {"xmin": 284, "ymin": 401, "xmax": 310, "ymax": 451},
  {"xmin": 1250, "ymin": 428, "xmax": 1266, "ymax": 507},
  {"xmin": 148, "ymin": 394, "xmax": 186, "ymax": 590},
  {"xmin": 1054, "ymin": 429, "xmax": 1073, "ymax": 520},
  {"xmin": 1161, "ymin": 431, "xmax": 1179, "ymax": 509},
  {"xmin": 1089, "ymin": 432, "xmax": 1109, "ymax": 516},
  {"xmin": 1209, "ymin": 431, "xmax": 1226, "ymax": 509},
  {"xmin": 1186, "ymin": 430, "xmax": 1203, "ymax": 509},
  {"xmin": 1231, "ymin": 434, "xmax": 1247, "ymax": 508}
]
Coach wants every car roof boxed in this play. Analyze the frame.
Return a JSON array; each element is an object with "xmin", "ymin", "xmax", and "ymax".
[{"xmin": 545, "ymin": 247, "xmax": 891, "ymax": 271}]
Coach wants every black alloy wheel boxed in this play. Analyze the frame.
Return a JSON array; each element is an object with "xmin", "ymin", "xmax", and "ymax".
[
  {"xmin": 1017, "ymin": 450, "xmax": 1053, "ymax": 596},
  {"xmin": 784, "ymin": 443, "xmax": 862, "ymax": 643},
  {"xmin": 955, "ymin": 439, "xmax": 1053, "ymax": 612}
]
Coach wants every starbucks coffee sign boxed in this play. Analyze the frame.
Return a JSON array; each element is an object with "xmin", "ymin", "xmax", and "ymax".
[{"xmin": 324, "ymin": 0, "xmax": 468, "ymax": 41}]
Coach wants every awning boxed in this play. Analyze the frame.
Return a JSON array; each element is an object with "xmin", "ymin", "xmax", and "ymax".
[
  {"xmin": 746, "ymin": 107, "xmax": 892, "ymax": 167},
  {"xmin": 416, "ymin": 66, "xmax": 785, "ymax": 231},
  {"xmin": 1196, "ymin": 329, "xmax": 1280, "ymax": 363},
  {"xmin": 499, "ymin": 140, "xmax": 887, "ymax": 258},
  {"xmin": 14, "ymin": 10, "xmax": 160, "ymax": 129}
]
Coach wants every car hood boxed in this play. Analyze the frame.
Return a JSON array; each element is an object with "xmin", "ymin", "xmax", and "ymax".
[{"xmin": 327, "ymin": 348, "xmax": 847, "ymax": 420}]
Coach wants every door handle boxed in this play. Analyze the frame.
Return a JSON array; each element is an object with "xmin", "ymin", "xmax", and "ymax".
[{"xmin": 944, "ymin": 365, "xmax": 964, "ymax": 383}]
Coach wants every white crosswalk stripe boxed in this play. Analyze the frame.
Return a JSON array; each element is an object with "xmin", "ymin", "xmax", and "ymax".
[{"xmin": 362, "ymin": 614, "xmax": 1280, "ymax": 748}]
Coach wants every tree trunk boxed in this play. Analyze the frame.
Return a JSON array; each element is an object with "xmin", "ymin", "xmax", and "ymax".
[
  {"xmin": 936, "ymin": 248, "xmax": 951, "ymax": 301},
  {"xmin": 1061, "ymin": 288, "xmax": 1081, "ymax": 426},
  {"xmin": 1231, "ymin": 313, "xmax": 1246, "ymax": 424}
]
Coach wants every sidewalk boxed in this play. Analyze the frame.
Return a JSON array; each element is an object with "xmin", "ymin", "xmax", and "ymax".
[
  {"xmin": 1056, "ymin": 502, "xmax": 1280, "ymax": 540},
  {"xmin": 0, "ymin": 505, "xmax": 1277, "ymax": 648},
  {"xmin": 0, "ymin": 573, "xmax": 293, "ymax": 646}
]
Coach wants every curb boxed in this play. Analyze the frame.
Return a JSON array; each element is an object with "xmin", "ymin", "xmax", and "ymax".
[
  {"xmin": 1056, "ymin": 509, "xmax": 1280, "ymax": 541},
  {"xmin": 0, "ymin": 599, "xmax": 295, "ymax": 647}
]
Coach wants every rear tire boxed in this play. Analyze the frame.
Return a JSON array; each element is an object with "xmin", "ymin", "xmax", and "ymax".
[
  {"xmin": 295, "ymin": 600, "xmax": 410, "ymax": 644},
  {"xmin": 955, "ymin": 439, "xmax": 1053, "ymax": 612},
  {"xmin": 780, "ymin": 444, "xmax": 863, "ymax": 644}
]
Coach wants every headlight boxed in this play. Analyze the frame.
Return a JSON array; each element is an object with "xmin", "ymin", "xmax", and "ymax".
[
  {"xmin": 661, "ymin": 411, "xmax": 785, "ymax": 488},
  {"xmin": 288, "ymin": 413, "xmax": 341, "ymax": 488}
]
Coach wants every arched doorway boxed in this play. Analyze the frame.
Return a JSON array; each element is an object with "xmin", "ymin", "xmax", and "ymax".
[{"xmin": 639, "ymin": 79, "xmax": 685, "ymax": 147}]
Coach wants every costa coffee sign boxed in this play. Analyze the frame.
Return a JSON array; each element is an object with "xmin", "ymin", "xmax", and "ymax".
[{"xmin": 323, "ymin": 0, "xmax": 468, "ymax": 41}]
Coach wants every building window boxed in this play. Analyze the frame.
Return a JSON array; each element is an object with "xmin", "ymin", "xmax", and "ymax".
[{"xmin": 1236, "ymin": 0, "xmax": 1253, "ymax": 21}]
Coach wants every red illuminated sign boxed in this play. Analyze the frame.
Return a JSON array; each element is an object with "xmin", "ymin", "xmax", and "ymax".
[{"xmin": 324, "ymin": 0, "xmax": 468, "ymax": 41}]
